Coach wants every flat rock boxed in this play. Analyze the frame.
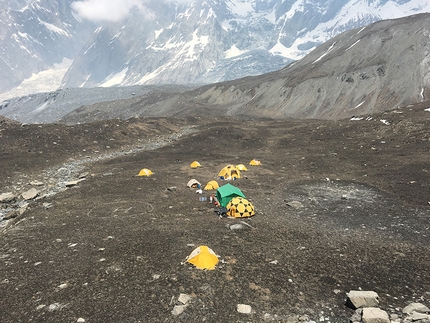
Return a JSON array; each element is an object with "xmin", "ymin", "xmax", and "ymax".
[
  {"xmin": 286, "ymin": 201, "xmax": 304, "ymax": 208},
  {"xmin": 0, "ymin": 192, "xmax": 16, "ymax": 203},
  {"xmin": 237, "ymin": 304, "xmax": 252, "ymax": 314},
  {"xmin": 402, "ymin": 302, "xmax": 430, "ymax": 314},
  {"xmin": 171, "ymin": 305, "xmax": 186, "ymax": 316},
  {"xmin": 21, "ymin": 188, "xmax": 39, "ymax": 200},
  {"xmin": 346, "ymin": 291, "xmax": 379, "ymax": 309},
  {"xmin": 362, "ymin": 307, "xmax": 389, "ymax": 323}
]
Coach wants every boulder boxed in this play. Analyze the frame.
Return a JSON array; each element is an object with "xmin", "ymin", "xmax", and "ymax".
[
  {"xmin": 0, "ymin": 192, "xmax": 16, "ymax": 203},
  {"xmin": 345, "ymin": 291, "xmax": 379, "ymax": 309},
  {"xmin": 21, "ymin": 188, "xmax": 39, "ymax": 200},
  {"xmin": 362, "ymin": 307, "xmax": 390, "ymax": 323},
  {"xmin": 402, "ymin": 302, "xmax": 430, "ymax": 314}
]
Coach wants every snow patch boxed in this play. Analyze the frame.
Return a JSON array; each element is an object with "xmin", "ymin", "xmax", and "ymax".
[
  {"xmin": 0, "ymin": 59, "xmax": 73, "ymax": 102},
  {"xmin": 225, "ymin": 45, "xmax": 246, "ymax": 59},
  {"xmin": 313, "ymin": 42, "xmax": 337, "ymax": 64},
  {"xmin": 100, "ymin": 68, "xmax": 129, "ymax": 87}
]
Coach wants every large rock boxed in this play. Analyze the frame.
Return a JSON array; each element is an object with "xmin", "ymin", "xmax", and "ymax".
[
  {"xmin": 362, "ymin": 307, "xmax": 390, "ymax": 323},
  {"xmin": 345, "ymin": 291, "xmax": 379, "ymax": 309},
  {"xmin": 21, "ymin": 188, "xmax": 39, "ymax": 200},
  {"xmin": 0, "ymin": 192, "xmax": 16, "ymax": 203},
  {"xmin": 402, "ymin": 302, "xmax": 430, "ymax": 314}
]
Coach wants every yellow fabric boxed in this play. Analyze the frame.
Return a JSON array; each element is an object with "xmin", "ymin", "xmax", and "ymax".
[
  {"xmin": 226, "ymin": 197, "xmax": 255, "ymax": 218},
  {"xmin": 204, "ymin": 180, "xmax": 219, "ymax": 190},
  {"xmin": 190, "ymin": 161, "xmax": 201, "ymax": 168},
  {"xmin": 138, "ymin": 168, "xmax": 154, "ymax": 176},
  {"xmin": 235, "ymin": 164, "xmax": 248, "ymax": 171},
  {"xmin": 249, "ymin": 159, "xmax": 261, "ymax": 166},
  {"xmin": 186, "ymin": 246, "xmax": 219, "ymax": 270},
  {"xmin": 218, "ymin": 165, "xmax": 241, "ymax": 179}
]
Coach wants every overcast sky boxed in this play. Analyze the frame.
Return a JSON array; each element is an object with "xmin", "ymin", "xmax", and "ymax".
[{"xmin": 71, "ymin": 0, "xmax": 193, "ymax": 22}]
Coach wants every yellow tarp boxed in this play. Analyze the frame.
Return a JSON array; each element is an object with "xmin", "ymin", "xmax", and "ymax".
[
  {"xmin": 137, "ymin": 168, "xmax": 154, "ymax": 176},
  {"xmin": 186, "ymin": 246, "xmax": 219, "ymax": 270}
]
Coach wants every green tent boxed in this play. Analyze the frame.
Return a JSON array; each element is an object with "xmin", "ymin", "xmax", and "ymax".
[{"xmin": 216, "ymin": 183, "xmax": 246, "ymax": 207}]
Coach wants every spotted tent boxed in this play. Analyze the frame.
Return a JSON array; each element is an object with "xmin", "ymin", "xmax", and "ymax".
[{"xmin": 226, "ymin": 197, "xmax": 255, "ymax": 218}]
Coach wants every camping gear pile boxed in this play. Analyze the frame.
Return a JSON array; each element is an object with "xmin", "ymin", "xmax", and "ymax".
[{"xmin": 136, "ymin": 159, "xmax": 261, "ymax": 270}]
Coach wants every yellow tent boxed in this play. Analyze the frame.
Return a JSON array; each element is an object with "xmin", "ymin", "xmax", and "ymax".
[
  {"xmin": 190, "ymin": 161, "xmax": 201, "ymax": 169},
  {"xmin": 249, "ymin": 159, "xmax": 261, "ymax": 166},
  {"xmin": 226, "ymin": 197, "xmax": 255, "ymax": 218},
  {"xmin": 218, "ymin": 165, "xmax": 241, "ymax": 180},
  {"xmin": 137, "ymin": 168, "xmax": 154, "ymax": 176},
  {"xmin": 186, "ymin": 245, "xmax": 219, "ymax": 270},
  {"xmin": 204, "ymin": 180, "xmax": 219, "ymax": 190},
  {"xmin": 235, "ymin": 164, "xmax": 248, "ymax": 171}
]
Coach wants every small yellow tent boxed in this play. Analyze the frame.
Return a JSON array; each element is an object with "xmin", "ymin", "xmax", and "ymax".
[
  {"xmin": 218, "ymin": 165, "xmax": 241, "ymax": 180},
  {"xmin": 190, "ymin": 161, "xmax": 201, "ymax": 169},
  {"xmin": 186, "ymin": 245, "xmax": 219, "ymax": 270},
  {"xmin": 226, "ymin": 197, "xmax": 255, "ymax": 218},
  {"xmin": 204, "ymin": 180, "xmax": 219, "ymax": 190},
  {"xmin": 137, "ymin": 168, "xmax": 154, "ymax": 176},
  {"xmin": 249, "ymin": 159, "xmax": 261, "ymax": 166},
  {"xmin": 235, "ymin": 164, "xmax": 248, "ymax": 171}
]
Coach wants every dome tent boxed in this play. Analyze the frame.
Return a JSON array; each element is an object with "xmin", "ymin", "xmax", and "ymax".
[
  {"xmin": 186, "ymin": 245, "xmax": 219, "ymax": 270},
  {"xmin": 187, "ymin": 179, "xmax": 201, "ymax": 188},
  {"xmin": 226, "ymin": 197, "xmax": 255, "ymax": 218},
  {"xmin": 249, "ymin": 159, "xmax": 261, "ymax": 166},
  {"xmin": 235, "ymin": 164, "xmax": 248, "ymax": 171},
  {"xmin": 215, "ymin": 183, "xmax": 246, "ymax": 208},
  {"xmin": 204, "ymin": 180, "xmax": 219, "ymax": 190},
  {"xmin": 137, "ymin": 168, "xmax": 154, "ymax": 176},
  {"xmin": 190, "ymin": 161, "xmax": 201, "ymax": 168},
  {"xmin": 218, "ymin": 164, "xmax": 241, "ymax": 180}
]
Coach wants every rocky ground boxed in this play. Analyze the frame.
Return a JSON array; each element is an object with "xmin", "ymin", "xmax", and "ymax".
[{"xmin": 0, "ymin": 102, "xmax": 429, "ymax": 323}]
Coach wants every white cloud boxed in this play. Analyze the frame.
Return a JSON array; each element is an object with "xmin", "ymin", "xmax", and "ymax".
[
  {"xmin": 71, "ymin": 0, "xmax": 195, "ymax": 22},
  {"xmin": 71, "ymin": 0, "xmax": 145, "ymax": 22}
]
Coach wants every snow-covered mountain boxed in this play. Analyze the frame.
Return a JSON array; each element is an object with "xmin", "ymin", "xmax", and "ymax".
[
  {"xmin": 60, "ymin": 0, "xmax": 430, "ymax": 88},
  {"xmin": 1, "ymin": 0, "xmax": 429, "ymax": 99},
  {"xmin": 0, "ymin": 0, "xmax": 94, "ymax": 95}
]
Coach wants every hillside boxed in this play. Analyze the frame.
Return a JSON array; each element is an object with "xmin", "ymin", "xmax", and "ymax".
[
  {"xmin": 57, "ymin": 13, "xmax": 430, "ymax": 124},
  {"xmin": 0, "ymin": 101, "xmax": 429, "ymax": 322}
]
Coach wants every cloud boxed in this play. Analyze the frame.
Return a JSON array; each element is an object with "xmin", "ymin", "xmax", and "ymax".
[{"xmin": 71, "ymin": 0, "xmax": 145, "ymax": 22}]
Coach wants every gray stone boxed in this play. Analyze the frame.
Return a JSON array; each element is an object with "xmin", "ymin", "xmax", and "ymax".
[
  {"xmin": 171, "ymin": 304, "xmax": 186, "ymax": 316},
  {"xmin": 409, "ymin": 312, "xmax": 430, "ymax": 321},
  {"xmin": 237, "ymin": 304, "xmax": 252, "ymax": 314},
  {"xmin": 30, "ymin": 180, "xmax": 44, "ymax": 186},
  {"xmin": 346, "ymin": 290, "xmax": 379, "ymax": 309},
  {"xmin": 286, "ymin": 201, "xmax": 304, "ymax": 208},
  {"xmin": 177, "ymin": 293, "xmax": 192, "ymax": 305},
  {"xmin": 403, "ymin": 302, "xmax": 430, "ymax": 314},
  {"xmin": 0, "ymin": 192, "xmax": 16, "ymax": 203},
  {"xmin": 21, "ymin": 188, "xmax": 39, "ymax": 200},
  {"xmin": 362, "ymin": 307, "xmax": 390, "ymax": 323}
]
